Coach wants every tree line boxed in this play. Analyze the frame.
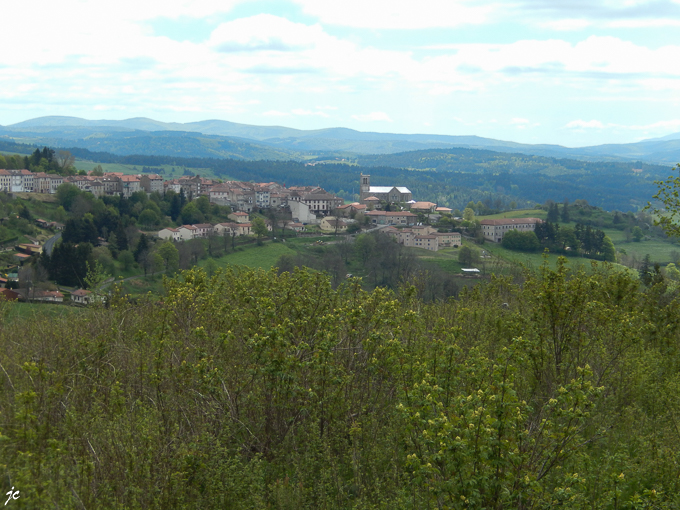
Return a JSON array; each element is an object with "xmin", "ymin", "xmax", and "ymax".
[
  {"xmin": 502, "ymin": 221, "xmax": 616, "ymax": 261},
  {"xmin": 56, "ymin": 145, "xmax": 658, "ymax": 211},
  {"xmin": 277, "ymin": 231, "xmax": 463, "ymax": 300}
]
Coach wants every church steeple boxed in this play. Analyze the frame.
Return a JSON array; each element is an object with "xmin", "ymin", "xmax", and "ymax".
[{"xmin": 360, "ymin": 173, "xmax": 370, "ymax": 199}]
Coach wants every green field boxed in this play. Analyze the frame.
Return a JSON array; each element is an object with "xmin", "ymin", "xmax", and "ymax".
[
  {"xmin": 416, "ymin": 246, "xmax": 465, "ymax": 272},
  {"xmin": 482, "ymin": 241, "xmax": 636, "ymax": 277},
  {"xmin": 117, "ymin": 275, "xmax": 166, "ymax": 297},
  {"xmin": 199, "ymin": 241, "xmax": 297, "ymax": 271},
  {"xmin": 100, "ymin": 237, "xmax": 336, "ymax": 299},
  {"xmin": 4, "ymin": 301, "xmax": 85, "ymax": 324},
  {"xmin": 479, "ymin": 209, "xmax": 546, "ymax": 220},
  {"xmin": 614, "ymin": 239, "xmax": 679, "ymax": 264},
  {"xmin": 480, "ymin": 207, "xmax": 680, "ymax": 266},
  {"xmin": 283, "ymin": 235, "xmax": 331, "ymax": 247},
  {"xmin": 73, "ymin": 160, "xmax": 225, "ymax": 180}
]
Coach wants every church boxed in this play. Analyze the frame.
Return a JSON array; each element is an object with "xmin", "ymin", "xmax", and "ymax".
[{"xmin": 359, "ymin": 174, "xmax": 412, "ymax": 204}]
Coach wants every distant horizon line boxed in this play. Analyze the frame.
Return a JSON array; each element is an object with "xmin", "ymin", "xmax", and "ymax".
[
  {"xmin": 2, "ymin": 114, "xmax": 677, "ymax": 150},
  {"xmin": 0, "ymin": 114, "xmax": 592, "ymax": 149}
]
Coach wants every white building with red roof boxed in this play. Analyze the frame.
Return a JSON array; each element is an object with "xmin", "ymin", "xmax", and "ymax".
[{"xmin": 480, "ymin": 218, "xmax": 542, "ymax": 243}]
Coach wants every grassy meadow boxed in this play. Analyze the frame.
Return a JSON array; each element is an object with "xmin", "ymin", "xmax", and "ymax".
[
  {"xmin": 199, "ymin": 241, "xmax": 297, "ymax": 271},
  {"xmin": 73, "ymin": 159, "xmax": 226, "ymax": 180},
  {"xmin": 479, "ymin": 206, "xmax": 679, "ymax": 266},
  {"xmin": 479, "ymin": 208, "xmax": 546, "ymax": 220},
  {"xmin": 3, "ymin": 301, "xmax": 84, "ymax": 324}
]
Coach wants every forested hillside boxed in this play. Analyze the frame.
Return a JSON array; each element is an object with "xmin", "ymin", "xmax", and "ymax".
[
  {"xmin": 8, "ymin": 116, "xmax": 680, "ymax": 163},
  {"xmin": 0, "ymin": 130, "xmax": 301, "ymax": 161},
  {"xmin": 1, "ymin": 262, "xmax": 679, "ymax": 508},
  {"xmin": 356, "ymin": 147, "xmax": 666, "ymax": 175},
  {"xmin": 2, "ymin": 138, "xmax": 675, "ymax": 210},
  {"xmin": 47, "ymin": 147, "xmax": 666, "ymax": 211}
]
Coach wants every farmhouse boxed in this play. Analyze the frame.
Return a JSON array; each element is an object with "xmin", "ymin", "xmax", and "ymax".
[
  {"xmin": 158, "ymin": 228, "xmax": 181, "ymax": 241},
  {"xmin": 320, "ymin": 217, "xmax": 352, "ymax": 232},
  {"xmin": 365, "ymin": 210, "xmax": 417, "ymax": 226},
  {"xmin": 228, "ymin": 212, "xmax": 250, "ymax": 224},
  {"xmin": 409, "ymin": 201, "xmax": 437, "ymax": 213},
  {"xmin": 71, "ymin": 289, "xmax": 93, "ymax": 305}
]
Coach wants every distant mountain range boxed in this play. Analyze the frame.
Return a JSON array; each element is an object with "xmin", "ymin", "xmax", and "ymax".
[{"xmin": 2, "ymin": 116, "xmax": 680, "ymax": 165}]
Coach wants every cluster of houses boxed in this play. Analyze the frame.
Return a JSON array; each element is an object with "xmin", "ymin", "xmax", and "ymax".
[
  {"xmin": 152, "ymin": 175, "xmax": 469, "ymax": 253},
  {"xmin": 0, "ymin": 167, "xmax": 353, "ymax": 223},
  {"xmin": 35, "ymin": 219, "xmax": 64, "ymax": 230},
  {"xmin": 2, "ymin": 166, "xmax": 543, "ymax": 253},
  {"xmin": 0, "ymin": 167, "xmax": 160, "ymax": 197},
  {"xmin": 359, "ymin": 174, "xmax": 451, "ymax": 213},
  {"xmin": 61, "ymin": 173, "xmax": 164, "ymax": 198},
  {"xmin": 0, "ymin": 169, "xmax": 64, "ymax": 193},
  {"xmin": 158, "ymin": 211, "xmax": 269, "ymax": 241},
  {"xmin": 0, "ymin": 286, "xmax": 95, "ymax": 305},
  {"xmin": 209, "ymin": 181, "xmax": 344, "ymax": 217},
  {"xmin": 0, "ymin": 166, "xmax": 552, "ymax": 306},
  {"xmin": 12, "ymin": 242, "xmax": 42, "ymax": 265}
]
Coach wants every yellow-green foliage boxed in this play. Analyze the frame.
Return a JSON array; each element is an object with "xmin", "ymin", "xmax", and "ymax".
[{"xmin": 0, "ymin": 261, "xmax": 679, "ymax": 508}]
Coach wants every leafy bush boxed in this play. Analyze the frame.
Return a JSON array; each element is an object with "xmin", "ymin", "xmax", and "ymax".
[
  {"xmin": 502, "ymin": 229, "xmax": 541, "ymax": 251},
  {"xmin": 0, "ymin": 263, "xmax": 679, "ymax": 508}
]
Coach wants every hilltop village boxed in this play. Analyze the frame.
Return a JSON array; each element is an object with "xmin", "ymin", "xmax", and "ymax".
[
  {"xmin": 0, "ymin": 162, "xmax": 571, "ymax": 306},
  {"xmin": 155, "ymin": 173, "xmax": 472, "ymax": 252},
  {"xmin": 2, "ymin": 166, "xmax": 504, "ymax": 252}
]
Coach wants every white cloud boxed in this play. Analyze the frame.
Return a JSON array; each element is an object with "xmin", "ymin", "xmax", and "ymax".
[
  {"xmin": 418, "ymin": 36, "xmax": 680, "ymax": 88},
  {"xmin": 631, "ymin": 119, "xmax": 680, "ymax": 131},
  {"xmin": 292, "ymin": 0, "xmax": 492, "ymax": 29},
  {"xmin": 609, "ymin": 18, "xmax": 680, "ymax": 28},
  {"xmin": 351, "ymin": 112, "xmax": 393, "ymax": 122},
  {"xmin": 566, "ymin": 119, "xmax": 680, "ymax": 133},
  {"xmin": 540, "ymin": 19, "xmax": 593, "ymax": 31},
  {"xmin": 510, "ymin": 118, "xmax": 540, "ymax": 129},
  {"xmin": 209, "ymin": 14, "xmax": 323, "ymax": 53},
  {"xmin": 292, "ymin": 0, "xmax": 680, "ymax": 31},
  {"xmin": 205, "ymin": 14, "xmax": 418, "ymax": 81},
  {"xmin": 2, "ymin": 2, "xmax": 680, "ymax": 146},
  {"xmin": 262, "ymin": 108, "xmax": 331, "ymax": 118},
  {"xmin": 3, "ymin": 0, "xmax": 244, "ymax": 23},
  {"xmin": 291, "ymin": 108, "xmax": 329, "ymax": 117},
  {"xmin": 566, "ymin": 120, "xmax": 606, "ymax": 129},
  {"xmin": 511, "ymin": 0, "xmax": 680, "ymax": 30},
  {"xmin": 262, "ymin": 110, "xmax": 290, "ymax": 117}
]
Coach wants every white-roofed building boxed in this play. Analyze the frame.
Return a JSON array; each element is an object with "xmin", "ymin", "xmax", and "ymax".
[{"xmin": 359, "ymin": 174, "xmax": 412, "ymax": 204}]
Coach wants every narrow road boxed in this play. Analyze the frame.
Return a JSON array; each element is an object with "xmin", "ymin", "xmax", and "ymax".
[{"xmin": 44, "ymin": 232, "xmax": 61, "ymax": 256}]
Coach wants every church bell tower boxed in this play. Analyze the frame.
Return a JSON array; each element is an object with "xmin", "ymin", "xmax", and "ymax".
[{"xmin": 360, "ymin": 173, "xmax": 370, "ymax": 200}]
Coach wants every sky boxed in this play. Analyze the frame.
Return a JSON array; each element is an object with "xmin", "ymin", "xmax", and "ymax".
[{"xmin": 2, "ymin": 0, "xmax": 680, "ymax": 147}]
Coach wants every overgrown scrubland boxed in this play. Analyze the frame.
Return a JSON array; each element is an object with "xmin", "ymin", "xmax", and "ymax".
[{"xmin": 1, "ymin": 260, "xmax": 679, "ymax": 508}]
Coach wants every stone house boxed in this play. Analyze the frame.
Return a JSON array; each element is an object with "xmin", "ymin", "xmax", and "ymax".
[
  {"xmin": 71, "ymin": 289, "xmax": 93, "ymax": 305},
  {"xmin": 177, "ymin": 225, "xmax": 199, "ymax": 241},
  {"xmin": 365, "ymin": 210, "xmax": 417, "ymax": 226},
  {"xmin": 158, "ymin": 228, "xmax": 181, "ymax": 241},
  {"xmin": 140, "ymin": 174, "xmax": 164, "ymax": 194},
  {"xmin": 228, "ymin": 212, "xmax": 250, "ymax": 224},
  {"xmin": 320, "ymin": 216, "xmax": 351, "ymax": 232}
]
